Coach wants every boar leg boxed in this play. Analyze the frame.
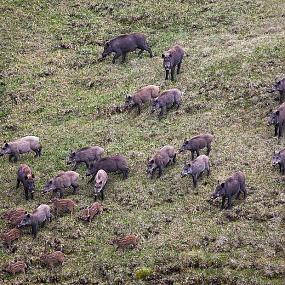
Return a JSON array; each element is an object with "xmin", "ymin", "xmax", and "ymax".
[
  {"xmin": 192, "ymin": 175, "xmax": 197, "ymax": 188},
  {"xmin": 196, "ymin": 150, "xmax": 200, "ymax": 157},
  {"xmin": 59, "ymin": 189, "xmax": 64, "ymax": 198},
  {"xmin": 226, "ymin": 196, "xmax": 232, "ymax": 209},
  {"xmin": 31, "ymin": 223, "xmax": 38, "ymax": 239},
  {"xmin": 177, "ymin": 61, "xmax": 182, "ymax": 74},
  {"xmin": 191, "ymin": 150, "xmax": 195, "ymax": 160},
  {"xmin": 121, "ymin": 52, "xmax": 127, "ymax": 63},
  {"xmin": 274, "ymin": 125, "xmax": 278, "ymax": 136},
  {"xmin": 165, "ymin": 70, "xmax": 169, "ymax": 80},
  {"xmin": 221, "ymin": 197, "xmax": 226, "ymax": 209},
  {"xmin": 72, "ymin": 184, "xmax": 79, "ymax": 194},
  {"xmin": 122, "ymin": 168, "xmax": 129, "ymax": 179},
  {"xmin": 157, "ymin": 166, "xmax": 163, "ymax": 178},
  {"xmin": 24, "ymin": 188, "xmax": 29, "ymax": 200},
  {"xmin": 170, "ymin": 68, "xmax": 175, "ymax": 81},
  {"xmin": 138, "ymin": 49, "xmax": 144, "ymax": 57},
  {"xmin": 16, "ymin": 179, "xmax": 20, "ymax": 188},
  {"xmin": 137, "ymin": 104, "xmax": 142, "ymax": 115},
  {"xmin": 206, "ymin": 144, "xmax": 211, "ymax": 155},
  {"xmin": 159, "ymin": 106, "xmax": 166, "ymax": 118},
  {"xmin": 101, "ymin": 190, "xmax": 104, "ymax": 201},
  {"xmin": 112, "ymin": 52, "xmax": 122, "ymax": 64},
  {"xmin": 9, "ymin": 154, "xmax": 15, "ymax": 162},
  {"xmin": 172, "ymin": 153, "xmax": 177, "ymax": 163}
]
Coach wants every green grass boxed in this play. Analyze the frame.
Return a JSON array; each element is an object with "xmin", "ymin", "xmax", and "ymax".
[{"xmin": 0, "ymin": 0, "xmax": 285, "ymax": 284}]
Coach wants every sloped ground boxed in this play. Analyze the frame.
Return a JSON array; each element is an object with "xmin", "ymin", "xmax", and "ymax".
[{"xmin": 0, "ymin": 0, "xmax": 285, "ymax": 284}]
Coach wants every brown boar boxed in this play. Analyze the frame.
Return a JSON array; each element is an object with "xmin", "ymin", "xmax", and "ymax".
[
  {"xmin": 79, "ymin": 202, "xmax": 103, "ymax": 222},
  {"xmin": 3, "ymin": 261, "xmax": 27, "ymax": 275},
  {"xmin": 124, "ymin": 85, "xmax": 160, "ymax": 114},
  {"xmin": 147, "ymin": 145, "xmax": 176, "ymax": 178},
  {"xmin": 16, "ymin": 164, "xmax": 35, "ymax": 200},
  {"xmin": 94, "ymin": 169, "xmax": 108, "ymax": 201},
  {"xmin": 40, "ymin": 251, "xmax": 64, "ymax": 269},
  {"xmin": 111, "ymin": 234, "xmax": 138, "ymax": 249},
  {"xmin": 52, "ymin": 198, "xmax": 76, "ymax": 216},
  {"xmin": 268, "ymin": 102, "xmax": 285, "ymax": 138},
  {"xmin": 2, "ymin": 208, "xmax": 26, "ymax": 227},
  {"xmin": 1, "ymin": 228, "xmax": 21, "ymax": 248}
]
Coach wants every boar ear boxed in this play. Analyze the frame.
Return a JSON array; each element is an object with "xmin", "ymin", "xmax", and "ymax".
[
  {"xmin": 162, "ymin": 54, "xmax": 165, "ymax": 58},
  {"xmin": 32, "ymin": 174, "xmax": 35, "ymax": 178},
  {"xmin": 276, "ymin": 110, "xmax": 280, "ymax": 115},
  {"xmin": 4, "ymin": 142, "xmax": 8, "ymax": 147},
  {"xmin": 221, "ymin": 183, "xmax": 225, "ymax": 188},
  {"xmin": 269, "ymin": 109, "xmax": 272, "ymax": 113},
  {"xmin": 26, "ymin": 214, "xmax": 31, "ymax": 218},
  {"xmin": 25, "ymin": 211, "xmax": 28, "ymax": 214},
  {"xmin": 169, "ymin": 54, "xmax": 172, "ymax": 57},
  {"xmin": 105, "ymin": 41, "xmax": 110, "ymax": 47},
  {"xmin": 24, "ymin": 175, "xmax": 28, "ymax": 180}
]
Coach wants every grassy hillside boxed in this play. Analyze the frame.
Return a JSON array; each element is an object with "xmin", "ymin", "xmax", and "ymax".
[{"xmin": 0, "ymin": 0, "xmax": 285, "ymax": 284}]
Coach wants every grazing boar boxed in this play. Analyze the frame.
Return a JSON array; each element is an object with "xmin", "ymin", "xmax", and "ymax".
[
  {"xmin": 270, "ymin": 78, "xmax": 285, "ymax": 103},
  {"xmin": 94, "ymin": 169, "xmax": 108, "ymax": 201},
  {"xmin": 179, "ymin": 134, "xmax": 214, "ymax": 160},
  {"xmin": 162, "ymin": 45, "xmax": 185, "ymax": 81},
  {"xmin": 3, "ymin": 208, "xmax": 26, "ymax": 227},
  {"xmin": 268, "ymin": 103, "xmax": 285, "ymax": 138},
  {"xmin": 181, "ymin": 155, "xmax": 210, "ymax": 188},
  {"xmin": 16, "ymin": 164, "xmax": 35, "ymax": 200},
  {"xmin": 67, "ymin": 146, "xmax": 104, "ymax": 170},
  {"xmin": 111, "ymin": 234, "xmax": 138, "ymax": 249},
  {"xmin": 3, "ymin": 261, "xmax": 27, "ymax": 275},
  {"xmin": 1, "ymin": 228, "xmax": 21, "ymax": 248},
  {"xmin": 211, "ymin": 171, "xmax": 246, "ymax": 209},
  {"xmin": 124, "ymin": 85, "xmax": 160, "ymax": 114},
  {"xmin": 272, "ymin": 148, "xmax": 285, "ymax": 175},
  {"xmin": 147, "ymin": 145, "xmax": 176, "ymax": 178},
  {"xmin": 18, "ymin": 204, "xmax": 52, "ymax": 238},
  {"xmin": 79, "ymin": 202, "xmax": 103, "ymax": 222},
  {"xmin": 52, "ymin": 198, "xmax": 76, "ymax": 216},
  {"xmin": 151, "ymin": 88, "xmax": 182, "ymax": 118},
  {"xmin": 0, "ymin": 136, "xmax": 42, "ymax": 162},
  {"xmin": 40, "ymin": 251, "xmax": 64, "ymax": 270},
  {"xmin": 101, "ymin": 33, "xmax": 153, "ymax": 64},
  {"xmin": 42, "ymin": 171, "xmax": 79, "ymax": 198},
  {"xmin": 87, "ymin": 155, "xmax": 129, "ymax": 182}
]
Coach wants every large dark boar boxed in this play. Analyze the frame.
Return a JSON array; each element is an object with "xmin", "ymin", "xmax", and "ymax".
[
  {"xmin": 270, "ymin": 78, "xmax": 285, "ymax": 103},
  {"xmin": 124, "ymin": 85, "xmax": 160, "ymax": 114},
  {"xmin": 0, "ymin": 136, "xmax": 41, "ymax": 162},
  {"xmin": 87, "ymin": 155, "xmax": 129, "ymax": 182},
  {"xmin": 272, "ymin": 148, "xmax": 285, "ymax": 175},
  {"xmin": 67, "ymin": 146, "xmax": 104, "ymax": 170},
  {"xmin": 16, "ymin": 164, "xmax": 35, "ymax": 200},
  {"xmin": 268, "ymin": 103, "xmax": 285, "ymax": 138},
  {"xmin": 42, "ymin": 171, "xmax": 79, "ymax": 198},
  {"xmin": 181, "ymin": 155, "xmax": 210, "ymax": 188},
  {"xmin": 147, "ymin": 145, "xmax": 176, "ymax": 178},
  {"xmin": 162, "ymin": 45, "xmax": 185, "ymax": 81},
  {"xmin": 151, "ymin": 88, "xmax": 183, "ymax": 118},
  {"xmin": 101, "ymin": 33, "xmax": 153, "ymax": 64},
  {"xmin": 211, "ymin": 171, "xmax": 246, "ymax": 209},
  {"xmin": 179, "ymin": 134, "xmax": 214, "ymax": 160},
  {"xmin": 18, "ymin": 204, "xmax": 52, "ymax": 238},
  {"xmin": 94, "ymin": 169, "xmax": 108, "ymax": 201}
]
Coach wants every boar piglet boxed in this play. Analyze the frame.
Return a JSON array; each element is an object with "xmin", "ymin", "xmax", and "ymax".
[
  {"xmin": 152, "ymin": 88, "xmax": 183, "ymax": 118},
  {"xmin": 1, "ymin": 228, "xmax": 21, "ymax": 249},
  {"xmin": 181, "ymin": 155, "xmax": 210, "ymax": 188},
  {"xmin": 52, "ymin": 198, "xmax": 76, "ymax": 216},
  {"xmin": 270, "ymin": 78, "xmax": 285, "ymax": 103},
  {"xmin": 211, "ymin": 171, "xmax": 246, "ymax": 209},
  {"xmin": 147, "ymin": 145, "xmax": 176, "ymax": 178},
  {"xmin": 0, "ymin": 136, "xmax": 41, "ymax": 162},
  {"xmin": 40, "ymin": 251, "xmax": 64, "ymax": 270},
  {"xmin": 42, "ymin": 171, "xmax": 79, "ymax": 198},
  {"xmin": 87, "ymin": 155, "xmax": 129, "ymax": 182},
  {"xmin": 162, "ymin": 45, "xmax": 185, "ymax": 81},
  {"xmin": 101, "ymin": 33, "xmax": 152, "ymax": 64},
  {"xmin": 67, "ymin": 146, "xmax": 104, "ymax": 170},
  {"xmin": 180, "ymin": 133, "xmax": 214, "ymax": 160},
  {"xmin": 268, "ymin": 102, "xmax": 285, "ymax": 138},
  {"xmin": 111, "ymin": 234, "xmax": 138, "ymax": 249},
  {"xmin": 16, "ymin": 164, "xmax": 35, "ymax": 200},
  {"xmin": 79, "ymin": 202, "xmax": 103, "ymax": 222},
  {"xmin": 272, "ymin": 148, "xmax": 285, "ymax": 175},
  {"xmin": 18, "ymin": 204, "xmax": 52, "ymax": 238},
  {"xmin": 94, "ymin": 169, "xmax": 108, "ymax": 201},
  {"xmin": 124, "ymin": 85, "xmax": 160, "ymax": 114},
  {"xmin": 3, "ymin": 261, "xmax": 27, "ymax": 275}
]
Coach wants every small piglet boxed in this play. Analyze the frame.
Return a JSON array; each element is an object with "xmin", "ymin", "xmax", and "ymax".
[
  {"xmin": 2, "ymin": 208, "xmax": 26, "ymax": 227},
  {"xmin": 3, "ymin": 261, "xmax": 27, "ymax": 275},
  {"xmin": 111, "ymin": 234, "xmax": 138, "ymax": 249},
  {"xmin": 16, "ymin": 164, "xmax": 35, "ymax": 200},
  {"xmin": 94, "ymin": 169, "xmax": 108, "ymax": 201},
  {"xmin": 271, "ymin": 78, "xmax": 285, "ymax": 103},
  {"xmin": 181, "ymin": 155, "xmax": 210, "ymax": 188},
  {"xmin": 151, "ymin": 88, "xmax": 183, "ymax": 118},
  {"xmin": 147, "ymin": 145, "xmax": 176, "ymax": 178},
  {"xmin": 79, "ymin": 202, "xmax": 103, "ymax": 222},
  {"xmin": 0, "ymin": 136, "xmax": 41, "ymax": 162},
  {"xmin": 40, "ymin": 251, "xmax": 64, "ymax": 270},
  {"xmin": 162, "ymin": 45, "xmax": 185, "ymax": 81},
  {"xmin": 268, "ymin": 102, "xmax": 285, "ymax": 138},
  {"xmin": 1, "ymin": 228, "xmax": 21, "ymax": 248},
  {"xmin": 101, "ymin": 33, "xmax": 152, "ymax": 64},
  {"xmin": 51, "ymin": 198, "xmax": 76, "ymax": 216},
  {"xmin": 272, "ymin": 148, "xmax": 285, "ymax": 174},
  {"xmin": 211, "ymin": 171, "xmax": 246, "ymax": 209}
]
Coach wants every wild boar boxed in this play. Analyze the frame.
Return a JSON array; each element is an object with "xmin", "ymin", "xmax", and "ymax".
[
  {"xmin": 79, "ymin": 202, "xmax": 103, "ymax": 222},
  {"xmin": 52, "ymin": 198, "xmax": 76, "ymax": 216},
  {"xmin": 101, "ymin": 32, "xmax": 153, "ymax": 64},
  {"xmin": 124, "ymin": 85, "xmax": 160, "ymax": 114},
  {"xmin": 179, "ymin": 134, "xmax": 214, "ymax": 160},
  {"xmin": 211, "ymin": 171, "xmax": 246, "ymax": 209},
  {"xmin": 40, "ymin": 251, "xmax": 64, "ymax": 270},
  {"xmin": 67, "ymin": 146, "xmax": 104, "ymax": 170},
  {"xmin": 42, "ymin": 171, "xmax": 79, "ymax": 198},
  {"xmin": 3, "ymin": 261, "xmax": 27, "ymax": 275},
  {"xmin": 272, "ymin": 148, "xmax": 285, "ymax": 175},
  {"xmin": 0, "ymin": 136, "xmax": 42, "ymax": 162},
  {"xmin": 151, "ymin": 88, "xmax": 182, "ymax": 118},
  {"xmin": 268, "ymin": 102, "xmax": 285, "ymax": 138},
  {"xmin": 162, "ymin": 45, "xmax": 185, "ymax": 81},
  {"xmin": 1, "ymin": 228, "xmax": 21, "ymax": 248},
  {"xmin": 18, "ymin": 204, "xmax": 52, "ymax": 238},
  {"xmin": 87, "ymin": 155, "xmax": 129, "ymax": 182},
  {"xmin": 2, "ymin": 208, "xmax": 26, "ymax": 227},
  {"xmin": 181, "ymin": 155, "xmax": 210, "ymax": 188},
  {"xmin": 94, "ymin": 169, "xmax": 108, "ymax": 201},
  {"xmin": 147, "ymin": 145, "xmax": 176, "ymax": 178},
  {"xmin": 16, "ymin": 164, "xmax": 35, "ymax": 200},
  {"xmin": 270, "ymin": 78, "xmax": 285, "ymax": 103},
  {"xmin": 111, "ymin": 234, "xmax": 138, "ymax": 249}
]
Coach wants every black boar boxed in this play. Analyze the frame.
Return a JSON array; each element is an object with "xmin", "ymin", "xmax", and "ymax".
[
  {"xmin": 18, "ymin": 204, "xmax": 52, "ymax": 238},
  {"xmin": 94, "ymin": 169, "xmax": 108, "ymax": 201},
  {"xmin": 101, "ymin": 33, "xmax": 153, "ymax": 64},
  {"xmin": 42, "ymin": 171, "xmax": 79, "ymax": 198},
  {"xmin": 270, "ymin": 78, "xmax": 285, "ymax": 103},
  {"xmin": 151, "ymin": 88, "xmax": 183, "ymax": 118},
  {"xmin": 16, "ymin": 164, "xmax": 35, "ymax": 200},
  {"xmin": 147, "ymin": 145, "xmax": 176, "ymax": 178},
  {"xmin": 268, "ymin": 102, "xmax": 285, "ymax": 138},
  {"xmin": 211, "ymin": 171, "xmax": 246, "ymax": 209},
  {"xmin": 40, "ymin": 251, "xmax": 64, "ymax": 270},
  {"xmin": 124, "ymin": 85, "xmax": 160, "ymax": 114},
  {"xmin": 67, "ymin": 146, "xmax": 104, "ymax": 170},
  {"xmin": 87, "ymin": 155, "xmax": 129, "ymax": 182},
  {"xmin": 3, "ymin": 261, "xmax": 27, "ymax": 275},
  {"xmin": 0, "ymin": 136, "xmax": 41, "ymax": 162},
  {"xmin": 272, "ymin": 148, "xmax": 285, "ymax": 175},
  {"xmin": 52, "ymin": 198, "xmax": 76, "ymax": 216},
  {"xmin": 162, "ymin": 45, "xmax": 185, "ymax": 81},
  {"xmin": 79, "ymin": 202, "xmax": 103, "ymax": 222},
  {"xmin": 179, "ymin": 134, "xmax": 214, "ymax": 160},
  {"xmin": 181, "ymin": 155, "xmax": 210, "ymax": 188}
]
